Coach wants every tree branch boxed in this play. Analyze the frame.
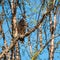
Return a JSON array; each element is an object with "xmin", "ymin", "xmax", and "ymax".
[
  {"xmin": 31, "ymin": 34, "xmax": 60, "ymax": 60},
  {"xmin": 0, "ymin": 7, "xmax": 54, "ymax": 59}
]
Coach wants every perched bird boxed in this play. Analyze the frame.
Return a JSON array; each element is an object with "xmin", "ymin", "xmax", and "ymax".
[{"xmin": 18, "ymin": 18, "xmax": 27, "ymax": 43}]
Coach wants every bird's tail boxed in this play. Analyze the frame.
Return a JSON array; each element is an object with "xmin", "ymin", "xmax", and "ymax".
[{"xmin": 20, "ymin": 38, "xmax": 24, "ymax": 43}]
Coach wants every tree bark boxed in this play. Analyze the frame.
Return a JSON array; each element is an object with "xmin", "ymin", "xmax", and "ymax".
[{"xmin": 11, "ymin": 0, "xmax": 20, "ymax": 60}]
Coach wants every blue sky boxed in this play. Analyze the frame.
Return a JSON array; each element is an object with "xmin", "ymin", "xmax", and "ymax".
[{"xmin": 0, "ymin": 0, "xmax": 60, "ymax": 60}]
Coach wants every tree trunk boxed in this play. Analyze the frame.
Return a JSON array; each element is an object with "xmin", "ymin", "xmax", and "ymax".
[
  {"xmin": 49, "ymin": 12, "xmax": 56, "ymax": 60},
  {"xmin": 11, "ymin": 0, "xmax": 20, "ymax": 60},
  {"xmin": 39, "ymin": 25, "xmax": 43, "ymax": 48}
]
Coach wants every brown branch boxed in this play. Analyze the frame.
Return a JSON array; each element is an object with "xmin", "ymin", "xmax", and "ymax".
[
  {"xmin": 25, "ymin": 12, "xmax": 50, "ymax": 37},
  {"xmin": 0, "ymin": 7, "xmax": 54, "ymax": 59},
  {"xmin": 0, "ymin": 35, "xmax": 19, "ymax": 58}
]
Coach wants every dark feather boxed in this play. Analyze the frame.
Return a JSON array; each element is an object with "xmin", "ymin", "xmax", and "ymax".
[
  {"xmin": 18, "ymin": 38, "xmax": 24, "ymax": 43},
  {"xmin": 20, "ymin": 38, "xmax": 24, "ymax": 43}
]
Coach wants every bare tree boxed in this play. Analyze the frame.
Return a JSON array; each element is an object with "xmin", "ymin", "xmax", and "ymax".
[{"xmin": 0, "ymin": 0, "xmax": 59, "ymax": 60}]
